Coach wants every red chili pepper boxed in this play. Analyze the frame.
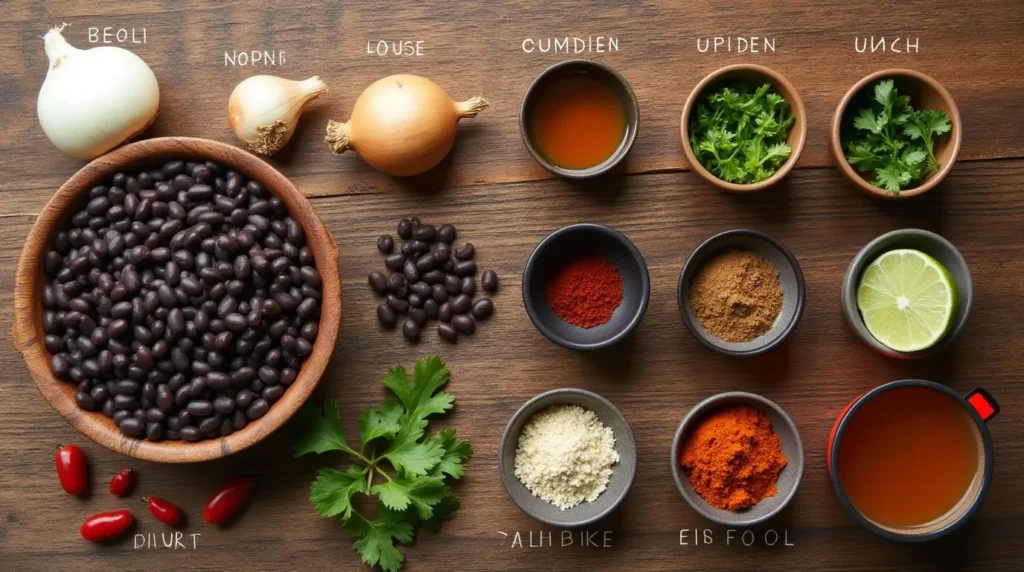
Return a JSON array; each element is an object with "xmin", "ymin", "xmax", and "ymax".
[
  {"xmin": 203, "ymin": 477, "xmax": 253, "ymax": 525},
  {"xmin": 144, "ymin": 496, "xmax": 182, "ymax": 526},
  {"xmin": 109, "ymin": 468, "xmax": 135, "ymax": 497},
  {"xmin": 80, "ymin": 510, "xmax": 133, "ymax": 542},
  {"xmin": 55, "ymin": 444, "xmax": 88, "ymax": 496}
]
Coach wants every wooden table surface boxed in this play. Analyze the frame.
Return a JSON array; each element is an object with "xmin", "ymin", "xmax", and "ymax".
[{"xmin": 2, "ymin": 1, "xmax": 1023, "ymax": 570}]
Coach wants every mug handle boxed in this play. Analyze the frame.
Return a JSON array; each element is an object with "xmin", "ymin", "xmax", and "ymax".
[{"xmin": 966, "ymin": 388, "xmax": 999, "ymax": 423}]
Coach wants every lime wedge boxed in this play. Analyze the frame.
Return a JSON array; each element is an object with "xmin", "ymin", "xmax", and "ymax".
[{"xmin": 856, "ymin": 249, "xmax": 958, "ymax": 352}]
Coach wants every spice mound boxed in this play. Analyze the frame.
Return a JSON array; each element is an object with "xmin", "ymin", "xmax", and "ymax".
[
  {"xmin": 680, "ymin": 405, "xmax": 787, "ymax": 511},
  {"xmin": 690, "ymin": 249, "xmax": 782, "ymax": 342},
  {"xmin": 545, "ymin": 255, "xmax": 623, "ymax": 328},
  {"xmin": 514, "ymin": 405, "xmax": 619, "ymax": 510}
]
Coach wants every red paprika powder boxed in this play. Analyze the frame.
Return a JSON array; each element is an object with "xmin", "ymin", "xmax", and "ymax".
[{"xmin": 545, "ymin": 255, "xmax": 623, "ymax": 328}]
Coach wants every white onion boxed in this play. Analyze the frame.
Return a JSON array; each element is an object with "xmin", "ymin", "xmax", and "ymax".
[
  {"xmin": 228, "ymin": 75, "xmax": 328, "ymax": 155},
  {"xmin": 37, "ymin": 24, "xmax": 160, "ymax": 160}
]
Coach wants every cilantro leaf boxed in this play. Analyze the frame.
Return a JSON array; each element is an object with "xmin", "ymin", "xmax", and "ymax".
[
  {"xmin": 383, "ymin": 434, "xmax": 445, "ymax": 476},
  {"xmin": 383, "ymin": 356, "xmax": 454, "ymax": 443},
  {"xmin": 360, "ymin": 400, "xmax": 404, "ymax": 447},
  {"xmin": 310, "ymin": 466, "xmax": 367, "ymax": 519},
  {"xmin": 689, "ymin": 82, "xmax": 795, "ymax": 184},
  {"xmin": 431, "ymin": 428, "xmax": 473, "ymax": 480},
  {"xmin": 291, "ymin": 401, "xmax": 358, "ymax": 457},
  {"xmin": 372, "ymin": 476, "xmax": 448, "ymax": 519},
  {"xmin": 344, "ymin": 506, "xmax": 415, "ymax": 572},
  {"xmin": 293, "ymin": 357, "xmax": 469, "ymax": 572},
  {"xmin": 842, "ymin": 80, "xmax": 951, "ymax": 194}
]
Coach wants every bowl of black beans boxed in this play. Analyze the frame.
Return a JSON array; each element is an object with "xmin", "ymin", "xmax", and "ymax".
[{"xmin": 13, "ymin": 137, "xmax": 341, "ymax": 463}]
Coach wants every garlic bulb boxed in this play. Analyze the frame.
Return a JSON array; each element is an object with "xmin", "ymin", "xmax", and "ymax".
[
  {"xmin": 37, "ymin": 24, "xmax": 160, "ymax": 160},
  {"xmin": 228, "ymin": 75, "xmax": 328, "ymax": 155}
]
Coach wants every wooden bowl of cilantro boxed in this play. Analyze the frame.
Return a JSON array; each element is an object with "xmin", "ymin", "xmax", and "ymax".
[
  {"xmin": 831, "ymin": 69, "xmax": 961, "ymax": 199},
  {"xmin": 681, "ymin": 64, "xmax": 806, "ymax": 193}
]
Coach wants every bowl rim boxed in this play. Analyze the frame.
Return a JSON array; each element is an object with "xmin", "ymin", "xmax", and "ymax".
[
  {"xmin": 676, "ymin": 229, "xmax": 806, "ymax": 357},
  {"xmin": 827, "ymin": 379, "xmax": 994, "ymax": 542},
  {"xmin": 12, "ymin": 137, "xmax": 342, "ymax": 463},
  {"xmin": 670, "ymin": 391, "xmax": 805, "ymax": 527},
  {"xmin": 680, "ymin": 63, "xmax": 807, "ymax": 193},
  {"xmin": 840, "ymin": 228, "xmax": 973, "ymax": 358},
  {"xmin": 829, "ymin": 68, "xmax": 962, "ymax": 200},
  {"xmin": 522, "ymin": 223, "xmax": 650, "ymax": 351},
  {"xmin": 519, "ymin": 59, "xmax": 640, "ymax": 179},
  {"xmin": 498, "ymin": 387, "xmax": 638, "ymax": 527}
]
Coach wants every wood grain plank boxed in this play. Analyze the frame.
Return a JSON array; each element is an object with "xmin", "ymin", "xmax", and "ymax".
[{"xmin": 1, "ymin": 158, "xmax": 1023, "ymax": 571}]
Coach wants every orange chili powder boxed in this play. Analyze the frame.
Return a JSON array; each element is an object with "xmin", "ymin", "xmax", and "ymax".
[{"xmin": 679, "ymin": 405, "xmax": 787, "ymax": 511}]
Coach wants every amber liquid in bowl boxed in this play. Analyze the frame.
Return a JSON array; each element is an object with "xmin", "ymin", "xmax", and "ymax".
[
  {"xmin": 529, "ymin": 75, "xmax": 627, "ymax": 170},
  {"xmin": 838, "ymin": 386, "xmax": 979, "ymax": 529}
]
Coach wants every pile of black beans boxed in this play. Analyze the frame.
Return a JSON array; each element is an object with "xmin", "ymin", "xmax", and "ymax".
[
  {"xmin": 370, "ymin": 218, "xmax": 498, "ymax": 342},
  {"xmin": 41, "ymin": 159, "xmax": 322, "ymax": 443}
]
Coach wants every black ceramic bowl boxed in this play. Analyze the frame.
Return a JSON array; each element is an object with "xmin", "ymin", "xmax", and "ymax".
[
  {"xmin": 520, "ymin": 59, "xmax": 640, "ymax": 178},
  {"xmin": 677, "ymin": 229, "xmax": 805, "ymax": 357},
  {"xmin": 523, "ymin": 223, "xmax": 649, "ymax": 350}
]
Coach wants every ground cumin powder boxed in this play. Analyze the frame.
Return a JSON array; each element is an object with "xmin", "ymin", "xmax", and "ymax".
[
  {"xmin": 689, "ymin": 249, "xmax": 783, "ymax": 343},
  {"xmin": 680, "ymin": 405, "xmax": 787, "ymax": 511}
]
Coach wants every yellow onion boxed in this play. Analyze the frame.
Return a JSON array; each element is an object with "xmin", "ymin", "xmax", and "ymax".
[{"xmin": 325, "ymin": 74, "xmax": 488, "ymax": 177}]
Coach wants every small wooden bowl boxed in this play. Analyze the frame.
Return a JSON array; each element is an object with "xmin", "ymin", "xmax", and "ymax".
[
  {"xmin": 830, "ymin": 69, "xmax": 961, "ymax": 199},
  {"xmin": 680, "ymin": 64, "xmax": 807, "ymax": 193},
  {"xmin": 12, "ymin": 137, "xmax": 341, "ymax": 463}
]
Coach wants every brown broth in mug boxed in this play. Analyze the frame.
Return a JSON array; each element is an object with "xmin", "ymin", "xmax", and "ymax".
[
  {"xmin": 838, "ymin": 386, "xmax": 978, "ymax": 528},
  {"xmin": 529, "ymin": 75, "xmax": 627, "ymax": 170}
]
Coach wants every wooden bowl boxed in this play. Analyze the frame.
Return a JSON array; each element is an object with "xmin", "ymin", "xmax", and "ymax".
[
  {"xmin": 12, "ymin": 137, "xmax": 341, "ymax": 463},
  {"xmin": 680, "ymin": 64, "xmax": 807, "ymax": 193},
  {"xmin": 830, "ymin": 69, "xmax": 961, "ymax": 199}
]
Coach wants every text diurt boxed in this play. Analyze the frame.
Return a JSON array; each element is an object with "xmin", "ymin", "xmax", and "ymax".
[
  {"xmin": 135, "ymin": 532, "xmax": 201, "ymax": 550},
  {"xmin": 679, "ymin": 528, "xmax": 794, "ymax": 547}
]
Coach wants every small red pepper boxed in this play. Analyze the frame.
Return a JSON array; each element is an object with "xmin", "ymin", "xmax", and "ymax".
[
  {"xmin": 80, "ymin": 510, "xmax": 133, "ymax": 542},
  {"xmin": 144, "ymin": 496, "xmax": 182, "ymax": 526},
  {"xmin": 203, "ymin": 477, "xmax": 253, "ymax": 525},
  {"xmin": 55, "ymin": 444, "xmax": 88, "ymax": 496},
  {"xmin": 109, "ymin": 468, "xmax": 135, "ymax": 497}
]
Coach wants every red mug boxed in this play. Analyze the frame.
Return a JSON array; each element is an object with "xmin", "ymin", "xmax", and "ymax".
[{"xmin": 827, "ymin": 379, "xmax": 998, "ymax": 542}]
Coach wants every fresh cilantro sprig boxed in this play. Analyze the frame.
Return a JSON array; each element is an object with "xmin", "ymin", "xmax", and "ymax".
[
  {"xmin": 689, "ymin": 83, "xmax": 795, "ymax": 184},
  {"xmin": 291, "ymin": 356, "xmax": 471, "ymax": 572},
  {"xmin": 843, "ymin": 79, "xmax": 951, "ymax": 194}
]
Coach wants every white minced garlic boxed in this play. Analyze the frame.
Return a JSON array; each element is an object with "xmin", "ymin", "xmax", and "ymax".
[{"xmin": 514, "ymin": 405, "xmax": 619, "ymax": 510}]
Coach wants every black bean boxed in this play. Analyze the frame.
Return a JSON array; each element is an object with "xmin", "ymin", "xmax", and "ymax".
[
  {"xmin": 385, "ymin": 253, "xmax": 406, "ymax": 272},
  {"xmin": 438, "ymin": 302, "xmax": 453, "ymax": 323},
  {"xmin": 402, "ymin": 319, "xmax": 421, "ymax": 342},
  {"xmin": 119, "ymin": 417, "xmax": 146, "ymax": 438},
  {"xmin": 146, "ymin": 422, "xmax": 164, "ymax": 441},
  {"xmin": 454, "ymin": 260, "xmax": 477, "ymax": 277},
  {"xmin": 445, "ymin": 274, "xmax": 462, "ymax": 295},
  {"xmin": 423, "ymin": 270, "xmax": 446, "ymax": 285},
  {"xmin": 423, "ymin": 299, "xmax": 439, "ymax": 319},
  {"xmin": 437, "ymin": 224, "xmax": 457, "ymax": 243},
  {"xmin": 461, "ymin": 276, "xmax": 477, "ymax": 297},
  {"xmin": 410, "ymin": 281, "xmax": 432, "ymax": 297},
  {"xmin": 432, "ymin": 242, "xmax": 451, "ymax": 262},
  {"xmin": 300, "ymin": 266, "xmax": 320, "ymax": 287},
  {"xmin": 385, "ymin": 273, "xmax": 406, "ymax": 294},
  {"xmin": 454, "ymin": 243, "xmax": 475, "ymax": 260},
  {"xmin": 472, "ymin": 298, "xmax": 495, "ymax": 320},
  {"xmin": 377, "ymin": 304, "xmax": 397, "ymax": 327},
  {"xmin": 451, "ymin": 294, "xmax": 472, "ymax": 315},
  {"xmin": 403, "ymin": 258, "xmax": 420, "ymax": 282},
  {"xmin": 452, "ymin": 314, "xmax": 476, "ymax": 334},
  {"xmin": 369, "ymin": 271, "xmax": 388, "ymax": 296},
  {"xmin": 409, "ymin": 308, "xmax": 427, "ymax": 326},
  {"xmin": 247, "ymin": 399, "xmax": 270, "ymax": 420},
  {"xmin": 415, "ymin": 254, "xmax": 435, "ymax": 273},
  {"xmin": 75, "ymin": 391, "xmax": 97, "ymax": 410},
  {"xmin": 437, "ymin": 323, "xmax": 458, "ymax": 343},
  {"xmin": 412, "ymin": 225, "xmax": 437, "ymax": 242},
  {"xmin": 408, "ymin": 293, "xmax": 423, "ymax": 308},
  {"xmin": 180, "ymin": 426, "xmax": 201, "ymax": 442},
  {"xmin": 386, "ymin": 294, "xmax": 409, "ymax": 314},
  {"xmin": 198, "ymin": 415, "xmax": 222, "ymax": 435},
  {"xmin": 481, "ymin": 270, "xmax": 499, "ymax": 293},
  {"xmin": 397, "ymin": 219, "xmax": 412, "ymax": 239},
  {"xmin": 377, "ymin": 234, "xmax": 394, "ymax": 254}
]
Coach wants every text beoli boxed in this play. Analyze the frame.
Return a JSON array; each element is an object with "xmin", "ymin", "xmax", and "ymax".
[{"xmin": 88, "ymin": 27, "xmax": 146, "ymax": 44}]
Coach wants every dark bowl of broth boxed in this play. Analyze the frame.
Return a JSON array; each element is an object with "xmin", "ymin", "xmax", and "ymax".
[
  {"xmin": 521, "ymin": 60, "xmax": 639, "ymax": 178},
  {"xmin": 827, "ymin": 380, "xmax": 999, "ymax": 542}
]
